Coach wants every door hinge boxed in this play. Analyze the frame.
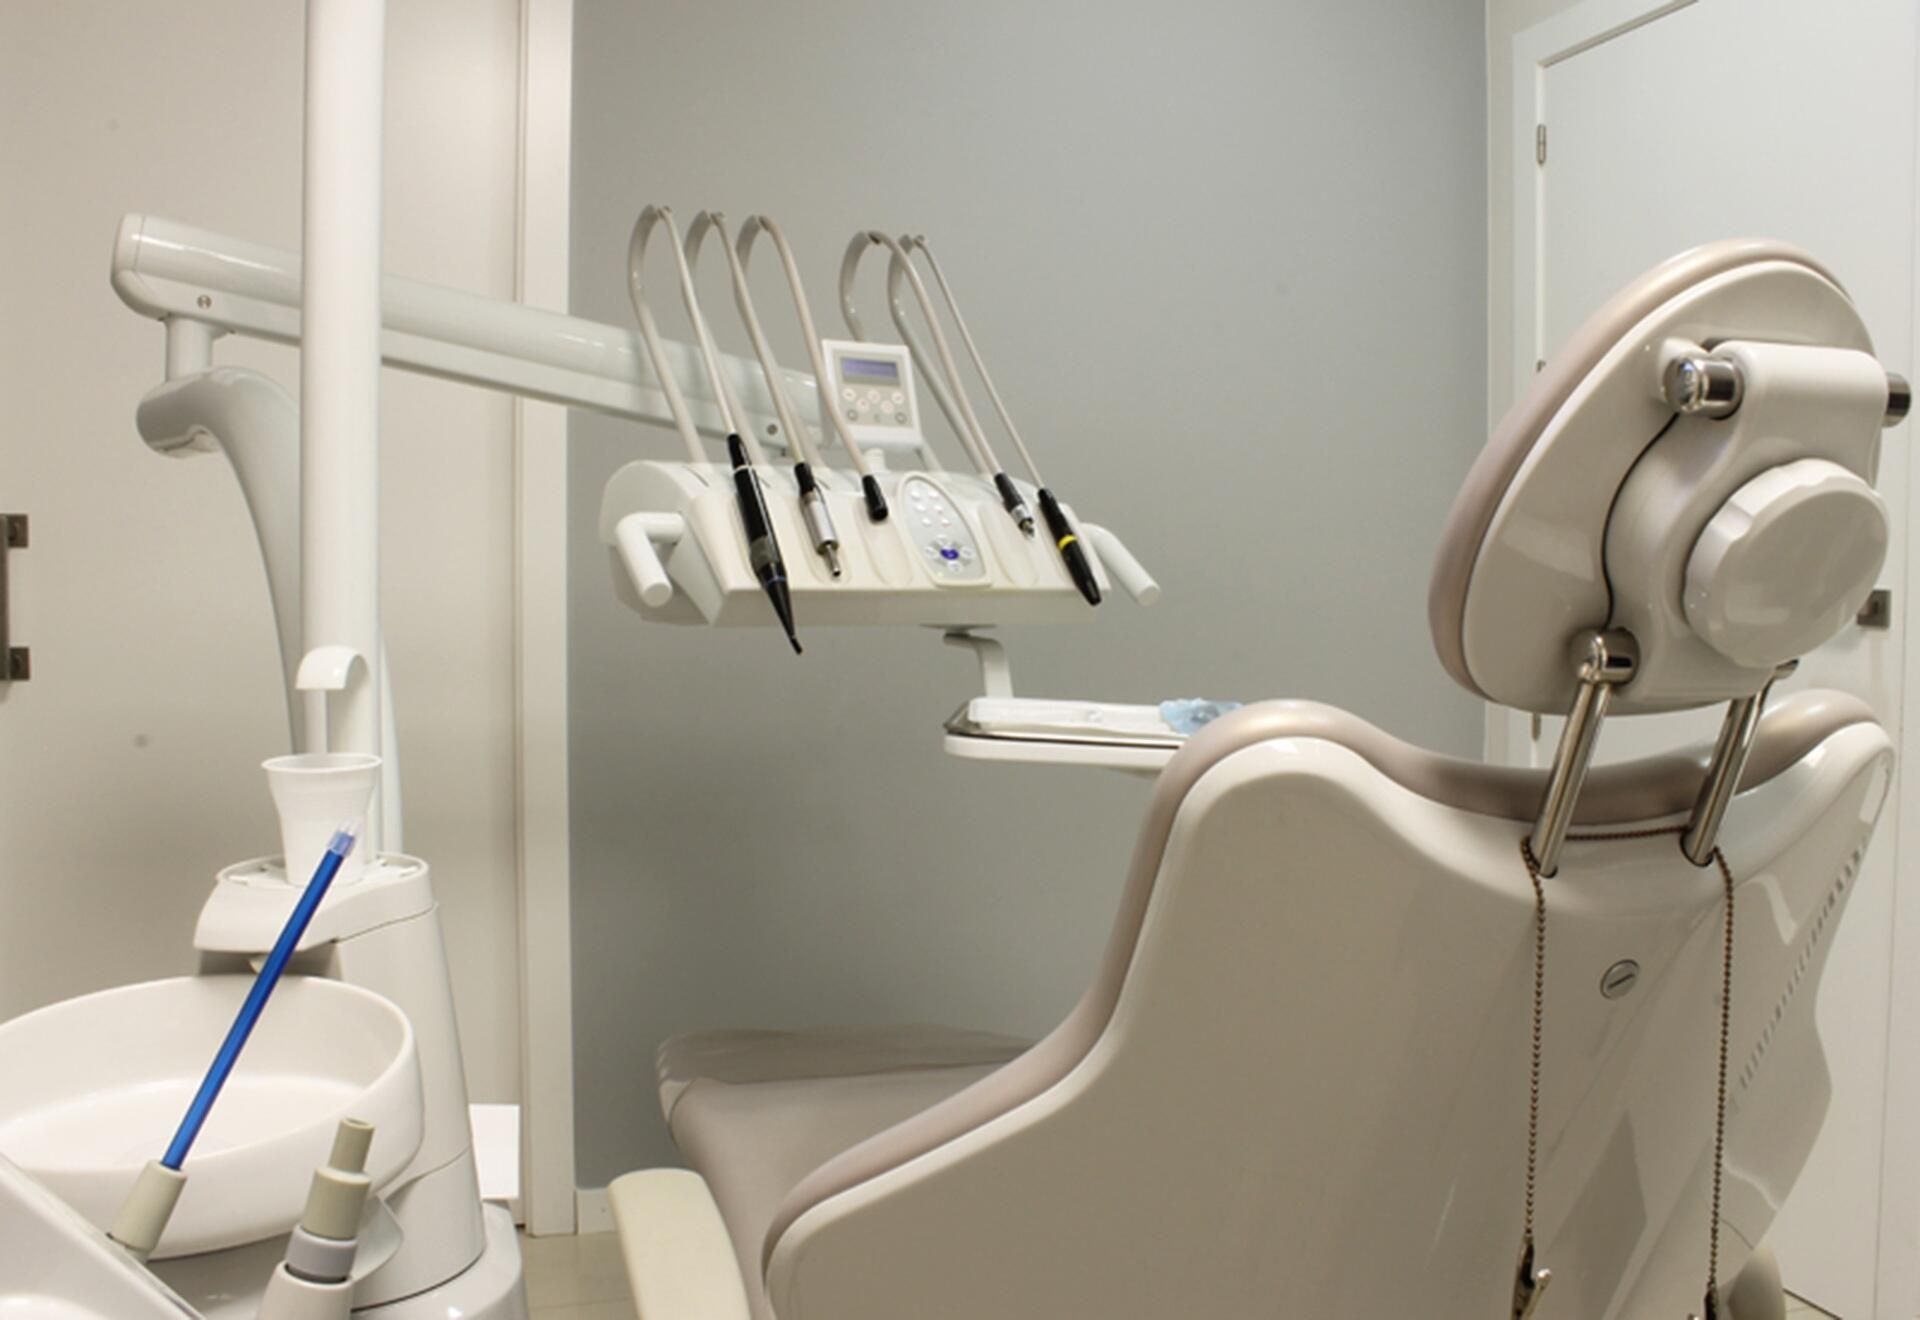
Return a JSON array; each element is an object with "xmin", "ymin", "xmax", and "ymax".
[
  {"xmin": 1536, "ymin": 123, "xmax": 1548, "ymax": 166},
  {"xmin": 1, "ymin": 513, "xmax": 28, "ymax": 682},
  {"xmin": 1857, "ymin": 587, "xmax": 1893, "ymax": 630}
]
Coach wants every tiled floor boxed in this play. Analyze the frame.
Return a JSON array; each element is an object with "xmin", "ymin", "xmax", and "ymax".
[
  {"xmin": 522, "ymin": 1229, "xmax": 633, "ymax": 1319},
  {"xmin": 519, "ymin": 1228, "xmax": 1843, "ymax": 1319}
]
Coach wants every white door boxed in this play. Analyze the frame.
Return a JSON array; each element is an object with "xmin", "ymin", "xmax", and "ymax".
[{"xmin": 1507, "ymin": 1, "xmax": 1917, "ymax": 1313}]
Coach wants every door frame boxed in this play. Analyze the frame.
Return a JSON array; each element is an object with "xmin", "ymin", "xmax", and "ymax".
[
  {"xmin": 513, "ymin": 0, "xmax": 579, "ymax": 1237},
  {"xmin": 1490, "ymin": 0, "xmax": 1920, "ymax": 1311}
]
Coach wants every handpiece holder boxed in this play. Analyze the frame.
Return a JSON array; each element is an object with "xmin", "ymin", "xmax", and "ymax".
[{"xmin": 598, "ymin": 459, "xmax": 1158, "ymax": 629}]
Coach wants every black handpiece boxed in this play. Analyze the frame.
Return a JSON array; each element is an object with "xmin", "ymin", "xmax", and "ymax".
[
  {"xmin": 1038, "ymin": 487, "xmax": 1101, "ymax": 607},
  {"xmin": 727, "ymin": 434, "xmax": 801, "ymax": 654},
  {"xmin": 861, "ymin": 473, "xmax": 890, "ymax": 523},
  {"xmin": 992, "ymin": 471, "xmax": 1036, "ymax": 536}
]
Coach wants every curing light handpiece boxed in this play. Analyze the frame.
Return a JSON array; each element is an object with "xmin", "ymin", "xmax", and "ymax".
[{"xmin": 727, "ymin": 434, "xmax": 802, "ymax": 654}]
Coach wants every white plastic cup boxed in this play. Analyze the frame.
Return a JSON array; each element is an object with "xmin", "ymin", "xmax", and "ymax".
[{"xmin": 263, "ymin": 753, "xmax": 381, "ymax": 887}]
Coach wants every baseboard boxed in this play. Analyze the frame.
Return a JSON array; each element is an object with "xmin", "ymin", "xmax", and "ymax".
[{"xmin": 575, "ymin": 1185, "xmax": 614, "ymax": 1234}]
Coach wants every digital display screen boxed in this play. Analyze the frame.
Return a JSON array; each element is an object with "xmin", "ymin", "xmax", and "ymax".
[{"xmin": 841, "ymin": 356, "xmax": 901, "ymax": 387}]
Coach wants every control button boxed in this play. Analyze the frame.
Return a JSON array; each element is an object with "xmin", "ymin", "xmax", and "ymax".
[
  {"xmin": 940, "ymin": 546, "xmax": 961, "ymax": 561},
  {"xmin": 959, "ymin": 547, "xmax": 975, "ymax": 562},
  {"xmin": 895, "ymin": 412, "xmax": 908, "ymax": 424},
  {"xmin": 846, "ymin": 408, "xmax": 859, "ymax": 421},
  {"xmin": 891, "ymin": 391, "xmax": 904, "ymax": 404},
  {"xmin": 842, "ymin": 387, "xmax": 856, "ymax": 401},
  {"xmin": 921, "ymin": 515, "xmax": 934, "ymax": 526}
]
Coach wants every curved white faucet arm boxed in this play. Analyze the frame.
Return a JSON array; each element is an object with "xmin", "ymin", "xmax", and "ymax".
[{"xmin": 112, "ymin": 213, "xmax": 797, "ymax": 446}]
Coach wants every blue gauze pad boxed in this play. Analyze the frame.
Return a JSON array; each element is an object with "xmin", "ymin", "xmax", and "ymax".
[{"xmin": 1159, "ymin": 698, "xmax": 1245, "ymax": 736}]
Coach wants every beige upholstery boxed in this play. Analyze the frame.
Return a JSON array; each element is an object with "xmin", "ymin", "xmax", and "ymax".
[
  {"xmin": 657, "ymin": 1024, "xmax": 1030, "ymax": 1124},
  {"xmin": 658, "ymin": 1026, "xmax": 1029, "ymax": 1320},
  {"xmin": 763, "ymin": 689, "xmax": 1871, "ymax": 1258}
]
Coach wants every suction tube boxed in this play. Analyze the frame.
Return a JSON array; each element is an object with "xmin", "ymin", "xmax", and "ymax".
[
  {"xmin": 111, "ymin": 827, "xmax": 359, "ymax": 1262},
  {"xmin": 841, "ymin": 231, "xmax": 1036, "ymax": 538},
  {"xmin": 907, "ymin": 235, "xmax": 1099, "ymax": 604},
  {"xmin": 163, "ymin": 827, "xmax": 359, "ymax": 1170}
]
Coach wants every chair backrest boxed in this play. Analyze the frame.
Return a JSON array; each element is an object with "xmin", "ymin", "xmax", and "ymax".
[
  {"xmin": 764, "ymin": 692, "xmax": 1890, "ymax": 1318},
  {"xmin": 764, "ymin": 240, "xmax": 1899, "ymax": 1316}
]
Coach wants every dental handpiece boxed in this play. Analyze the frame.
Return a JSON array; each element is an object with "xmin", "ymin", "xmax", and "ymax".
[
  {"xmin": 729, "ymin": 432, "xmax": 801, "ymax": 654},
  {"xmin": 842, "ymin": 231, "xmax": 1037, "ymax": 538},
  {"xmin": 908, "ymin": 234, "xmax": 1100, "ymax": 606}
]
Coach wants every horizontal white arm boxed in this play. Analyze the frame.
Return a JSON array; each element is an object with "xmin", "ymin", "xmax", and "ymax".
[{"xmin": 111, "ymin": 213, "xmax": 816, "ymax": 445}]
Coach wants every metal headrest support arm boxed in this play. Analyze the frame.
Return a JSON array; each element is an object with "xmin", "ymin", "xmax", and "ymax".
[{"xmin": 1526, "ymin": 630, "xmax": 1801, "ymax": 877}]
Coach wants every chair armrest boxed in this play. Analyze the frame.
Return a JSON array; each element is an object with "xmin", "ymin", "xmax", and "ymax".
[{"xmin": 608, "ymin": 1170, "xmax": 752, "ymax": 1320}]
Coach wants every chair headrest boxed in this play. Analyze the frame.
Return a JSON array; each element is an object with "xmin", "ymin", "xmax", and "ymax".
[{"xmin": 1430, "ymin": 240, "xmax": 1898, "ymax": 716}]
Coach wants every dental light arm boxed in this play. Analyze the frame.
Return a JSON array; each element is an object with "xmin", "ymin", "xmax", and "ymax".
[{"xmin": 111, "ymin": 213, "xmax": 799, "ymax": 446}]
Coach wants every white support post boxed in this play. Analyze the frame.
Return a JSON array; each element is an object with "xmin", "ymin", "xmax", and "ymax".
[{"xmin": 300, "ymin": 0, "xmax": 387, "ymax": 847}]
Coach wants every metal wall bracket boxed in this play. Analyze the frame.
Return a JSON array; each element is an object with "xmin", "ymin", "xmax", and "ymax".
[{"xmin": 1, "ymin": 514, "xmax": 27, "ymax": 682}]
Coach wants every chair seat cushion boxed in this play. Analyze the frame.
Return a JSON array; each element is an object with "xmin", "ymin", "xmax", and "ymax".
[
  {"xmin": 659, "ymin": 1025, "xmax": 1030, "ymax": 1319},
  {"xmin": 657, "ymin": 1023, "xmax": 1031, "ymax": 1123}
]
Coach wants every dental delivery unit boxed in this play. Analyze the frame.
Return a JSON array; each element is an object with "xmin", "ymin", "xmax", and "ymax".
[{"xmin": 0, "ymin": 4, "xmax": 1907, "ymax": 1320}]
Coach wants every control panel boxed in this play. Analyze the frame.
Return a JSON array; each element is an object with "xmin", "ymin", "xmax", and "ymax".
[
  {"xmin": 821, "ymin": 339, "xmax": 924, "ymax": 455},
  {"xmin": 898, "ymin": 475, "xmax": 986, "ymax": 585}
]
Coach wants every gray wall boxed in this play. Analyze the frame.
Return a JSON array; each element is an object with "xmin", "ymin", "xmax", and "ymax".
[{"xmin": 568, "ymin": 0, "xmax": 1487, "ymax": 1185}]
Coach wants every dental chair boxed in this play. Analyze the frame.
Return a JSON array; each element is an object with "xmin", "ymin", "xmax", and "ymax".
[{"xmin": 608, "ymin": 240, "xmax": 1901, "ymax": 1319}]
